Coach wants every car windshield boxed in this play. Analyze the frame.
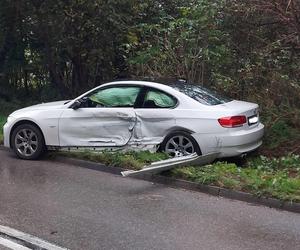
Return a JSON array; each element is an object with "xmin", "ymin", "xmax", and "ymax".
[{"xmin": 171, "ymin": 84, "xmax": 232, "ymax": 106}]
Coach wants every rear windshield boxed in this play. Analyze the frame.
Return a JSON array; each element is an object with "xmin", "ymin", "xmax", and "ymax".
[{"xmin": 171, "ymin": 84, "xmax": 232, "ymax": 106}]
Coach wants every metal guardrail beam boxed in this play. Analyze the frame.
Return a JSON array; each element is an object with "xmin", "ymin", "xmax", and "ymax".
[{"xmin": 121, "ymin": 153, "xmax": 218, "ymax": 177}]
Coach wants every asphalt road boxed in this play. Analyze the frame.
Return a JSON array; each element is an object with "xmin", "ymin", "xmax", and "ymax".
[{"xmin": 0, "ymin": 149, "xmax": 299, "ymax": 250}]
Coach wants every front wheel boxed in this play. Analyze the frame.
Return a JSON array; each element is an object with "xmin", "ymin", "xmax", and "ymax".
[
  {"xmin": 12, "ymin": 124, "xmax": 46, "ymax": 160},
  {"xmin": 161, "ymin": 131, "xmax": 201, "ymax": 157}
]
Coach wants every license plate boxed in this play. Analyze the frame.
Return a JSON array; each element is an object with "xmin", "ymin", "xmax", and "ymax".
[{"xmin": 248, "ymin": 115, "xmax": 259, "ymax": 125}]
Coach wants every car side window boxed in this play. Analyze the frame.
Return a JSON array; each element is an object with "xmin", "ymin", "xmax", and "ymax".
[
  {"xmin": 143, "ymin": 89, "xmax": 177, "ymax": 108},
  {"xmin": 86, "ymin": 86, "xmax": 141, "ymax": 108}
]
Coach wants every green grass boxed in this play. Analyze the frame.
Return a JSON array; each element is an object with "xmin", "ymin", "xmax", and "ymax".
[
  {"xmin": 55, "ymin": 150, "xmax": 170, "ymax": 170},
  {"xmin": 170, "ymin": 154, "xmax": 300, "ymax": 202}
]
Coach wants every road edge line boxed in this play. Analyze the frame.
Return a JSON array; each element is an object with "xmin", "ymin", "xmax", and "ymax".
[
  {"xmin": 0, "ymin": 225, "xmax": 69, "ymax": 250},
  {"xmin": 0, "ymin": 236, "xmax": 31, "ymax": 250}
]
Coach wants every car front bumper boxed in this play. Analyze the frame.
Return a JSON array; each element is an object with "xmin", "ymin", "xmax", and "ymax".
[{"xmin": 3, "ymin": 122, "xmax": 11, "ymax": 148}]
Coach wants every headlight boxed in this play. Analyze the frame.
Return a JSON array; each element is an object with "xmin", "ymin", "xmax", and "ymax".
[{"xmin": 6, "ymin": 116, "xmax": 15, "ymax": 123}]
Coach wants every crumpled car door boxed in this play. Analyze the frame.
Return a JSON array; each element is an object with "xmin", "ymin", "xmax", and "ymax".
[
  {"xmin": 59, "ymin": 108, "xmax": 136, "ymax": 147},
  {"xmin": 134, "ymin": 109, "xmax": 176, "ymax": 142}
]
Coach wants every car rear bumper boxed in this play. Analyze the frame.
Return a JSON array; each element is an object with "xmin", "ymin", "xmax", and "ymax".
[
  {"xmin": 192, "ymin": 123, "xmax": 264, "ymax": 158},
  {"xmin": 218, "ymin": 139, "xmax": 263, "ymax": 157},
  {"xmin": 217, "ymin": 123, "xmax": 264, "ymax": 157}
]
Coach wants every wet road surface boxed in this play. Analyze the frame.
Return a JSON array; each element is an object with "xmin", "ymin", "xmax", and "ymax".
[{"xmin": 0, "ymin": 149, "xmax": 299, "ymax": 250}]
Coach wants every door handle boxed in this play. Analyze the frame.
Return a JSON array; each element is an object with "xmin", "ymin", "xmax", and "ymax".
[{"xmin": 117, "ymin": 112, "xmax": 133, "ymax": 118}]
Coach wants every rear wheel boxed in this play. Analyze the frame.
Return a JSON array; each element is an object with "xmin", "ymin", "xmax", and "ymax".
[
  {"xmin": 12, "ymin": 124, "xmax": 45, "ymax": 160},
  {"xmin": 161, "ymin": 131, "xmax": 201, "ymax": 157}
]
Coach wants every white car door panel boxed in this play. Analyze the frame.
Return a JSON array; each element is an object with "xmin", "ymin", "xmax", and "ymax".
[
  {"xmin": 134, "ymin": 109, "xmax": 176, "ymax": 139},
  {"xmin": 59, "ymin": 108, "xmax": 136, "ymax": 147},
  {"xmin": 133, "ymin": 87, "xmax": 177, "ymax": 141}
]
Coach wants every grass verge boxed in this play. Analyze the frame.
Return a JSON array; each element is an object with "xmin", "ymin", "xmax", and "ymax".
[
  {"xmin": 171, "ymin": 155, "xmax": 300, "ymax": 202},
  {"xmin": 55, "ymin": 150, "xmax": 169, "ymax": 170},
  {"xmin": 57, "ymin": 151, "xmax": 300, "ymax": 202}
]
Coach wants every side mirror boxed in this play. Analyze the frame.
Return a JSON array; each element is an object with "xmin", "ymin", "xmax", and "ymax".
[
  {"xmin": 71, "ymin": 99, "xmax": 82, "ymax": 110},
  {"xmin": 71, "ymin": 97, "xmax": 89, "ymax": 110}
]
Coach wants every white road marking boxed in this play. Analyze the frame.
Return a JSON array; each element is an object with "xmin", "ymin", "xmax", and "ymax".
[
  {"xmin": 0, "ymin": 236, "xmax": 31, "ymax": 250},
  {"xmin": 0, "ymin": 225, "xmax": 68, "ymax": 250}
]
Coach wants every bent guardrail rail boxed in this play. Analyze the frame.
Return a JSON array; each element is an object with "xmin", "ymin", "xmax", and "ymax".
[{"xmin": 121, "ymin": 152, "xmax": 218, "ymax": 177}]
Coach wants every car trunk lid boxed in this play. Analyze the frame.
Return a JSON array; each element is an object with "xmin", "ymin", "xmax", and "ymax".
[{"xmin": 217, "ymin": 100, "xmax": 260, "ymax": 129}]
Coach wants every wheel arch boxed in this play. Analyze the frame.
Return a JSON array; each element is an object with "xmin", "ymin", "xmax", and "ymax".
[
  {"xmin": 165, "ymin": 126, "xmax": 195, "ymax": 135},
  {"xmin": 9, "ymin": 120, "xmax": 46, "ymax": 149}
]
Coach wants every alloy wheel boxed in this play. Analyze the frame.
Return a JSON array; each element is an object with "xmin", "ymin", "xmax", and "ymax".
[
  {"xmin": 15, "ymin": 129, "xmax": 38, "ymax": 157},
  {"xmin": 165, "ymin": 135, "xmax": 195, "ymax": 157}
]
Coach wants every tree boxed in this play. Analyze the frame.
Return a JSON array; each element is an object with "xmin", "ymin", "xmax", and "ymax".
[
  {"xmin": 128, "ymin": 0, "xmax": 232, "ymax": 86},
  {"xmin": 0, "ymin": 0, "xmax": 137, "ymax": 99}
]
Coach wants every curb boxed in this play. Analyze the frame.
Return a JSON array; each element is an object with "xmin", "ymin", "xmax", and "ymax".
[{"xmin": 53, "ymin": 155, "xmax": 300, "ymax": 214}]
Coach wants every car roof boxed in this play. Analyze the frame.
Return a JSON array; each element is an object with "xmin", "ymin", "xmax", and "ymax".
[
  {"xmin": 74, "ymin": 80, "xmax": 205, "ymax": 109},
  {"xmin": 101, "ymin": 80, "xmax": 176, "ymax": 92}
]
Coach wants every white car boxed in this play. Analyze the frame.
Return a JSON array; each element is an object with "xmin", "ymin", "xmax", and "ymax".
[{"xmin": 3, "ymin": 81, "xmax": 264, "ymax": 160}]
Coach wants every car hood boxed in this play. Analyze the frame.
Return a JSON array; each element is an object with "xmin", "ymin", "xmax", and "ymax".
[{"xmin": 10, "ymin": 100, "xmax": 70, "ymax": 116}]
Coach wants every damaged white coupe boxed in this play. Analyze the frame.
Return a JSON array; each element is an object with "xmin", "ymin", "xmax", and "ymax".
[{"xmin": 3, "ymin": 81, "xmax": 264, "ymax": 162}]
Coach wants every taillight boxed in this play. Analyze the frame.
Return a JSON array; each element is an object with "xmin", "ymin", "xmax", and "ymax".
[{"xmin": 218, "ymin": 116, "xmax": 247, "ymax": 128}]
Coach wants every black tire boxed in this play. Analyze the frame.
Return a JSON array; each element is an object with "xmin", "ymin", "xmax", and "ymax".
[
  {"xmin": 11, "ymin": 123, "xmax": 46, "ymax": 160},
  {"xmin": 161, "ymin": 131, "xmax": 201, "ymax": 157}
]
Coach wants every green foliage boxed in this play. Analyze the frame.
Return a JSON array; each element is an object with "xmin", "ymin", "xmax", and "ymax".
[
  {"xmin": 1, "ymin": 0, "xmax": 300, "ymax": 109},
  {"xmin": 259, "ymin": 107, "xmax": 300, "ymax": 154},
  {"xmin": 265, "ymin": 120, "xmax": 294, "ymax": 148},
  {"xmin": 0, "ymin": 0, "xmax": 136, "ymax": 99},
  {"xmin": 128, "ymin": 0, "xmax": 233, "ymax": 85}
]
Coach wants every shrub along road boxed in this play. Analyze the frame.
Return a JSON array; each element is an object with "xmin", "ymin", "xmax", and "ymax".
[{"xmin": 0, "ymin": 149, "xmax": 299, "ymax": 250}]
